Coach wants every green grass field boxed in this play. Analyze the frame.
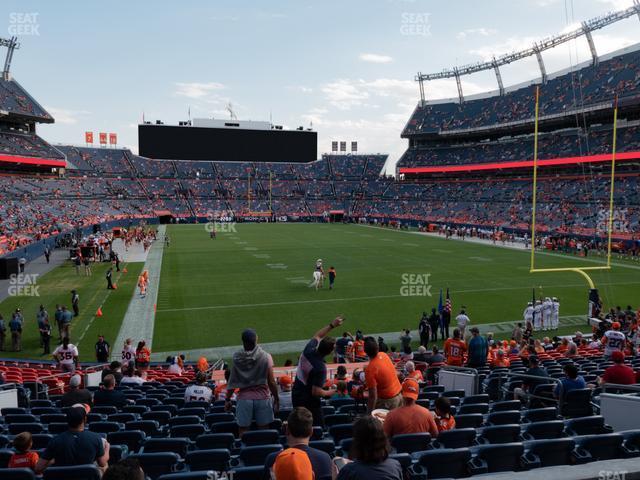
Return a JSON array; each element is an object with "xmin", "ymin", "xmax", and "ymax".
[
  {"xmin": 152, "ymin": 223, "xmax": 640, "ymax": 353},
  {"xmin": 1, "ymin": 223, "xmax": 637, "ymax": 362}
]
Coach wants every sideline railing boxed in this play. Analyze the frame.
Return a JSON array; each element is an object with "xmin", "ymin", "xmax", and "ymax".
[{"xmin": 34, "ymin": 363, "xmax": 110, "ymax": 399}]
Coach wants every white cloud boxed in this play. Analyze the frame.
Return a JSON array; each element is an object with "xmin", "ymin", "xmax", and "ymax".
[
  {"xmin": 359, "ymin": 53, "xmax": 394, "ymax": 64},
  {"xmin": 287, "ymin": 85, "xmax": 314, "ymax": 93},
  {"xmin": 320, "ymin": 78, "xmax": 418, "ymax": 109},
  {"xmin": 45, "ymin": 107, "xmax": 90, "ymax": 125},
  {"xmin": 174, "ymin": 82, "xmax": 225, "ymax": 99},
  {"xmin": 457, "ymin": 28, "xmax": 497, "ymax": 40}
]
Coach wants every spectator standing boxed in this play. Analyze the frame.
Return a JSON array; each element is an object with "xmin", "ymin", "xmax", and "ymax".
[
  {"xmin": 134, "ymin": 341, "xmax": 151, "ymax": 370},
  {"xmin": 39, "ymin": 317, "xmax": 51, "ymax": 355},
  {"xmin": 418, "ymin": 312, "xmax": 430, "ymax": 348},
  {"xmin": 455, "ymin": 309, "xmax": 470, "ymax": 338},
  {"xmin": 336, "ymin": 416, "xmax": 403, "ymax": 480},
  {"xmin": 95, "ymin": 335, "xmax": 110, "ymax": 363},
  {"xmin": 94, "ymin": 374, "xmax": 128, "ymax": 408},
  {"xmin": 512, "ymin": 323, "xmax": 524, "ymax": 344},
  {"xmin": 399, "ymin": 329, "xmax": 412, "ymax": 351},
  {"xmin": 278, "ymin": 376, "xmax": 293, "ymax": 410},
  {"xmin": 292, "ymin": 316, "xmax": 343, "ymax": 426},
  {"xmin": 0, "ymin": 314, "xmax": 6, "ymax": 351},
  {"xmin": 71, "ymin": 290, "xmax": 80, "ymax": 317},
  {"xmin": 364, "ymin": 336, "xmax": 403, "ymax": 412},
  {"xmin": 35, "ymin": 406, "xmax": 109, "ymax": 475},
  {"xmin": 60, "ymin": 306, "xmax": 72, "ymax": 340},
  {"xmin": 427, "ymin": 308, "xmax": 440, "ymax": 343},
  {"xmin": 9, "ymin": 311, "xmax": 22, "ymax": 352},
  {"xmin": 226, "ymin": 328, "xmax": 279, "ymax": 436},
  {"xmin": 443, "ymin": 329, "xmax": 466, "ymax": 366},
  {"xmin": 334, "ymin": 331, "xmax": 352, "ymax": 364},
  {"xmin": 184, "ymin": 371, "xmax": 213, "ymax": 403},
  {"xmin": 467, "ymin": 327, "xmax": 488, "ymax": 368},
  {"xmin": 36, "ymin": 305, "xmax": 49, "ymax": 347},
  {"xmin": 106, "ymin": 267, "xmax": 114, "ymax": 289},
  {"xmin": 52, "ymin": 338, "xmax": 79, "ymax": 374},
  {"xmin": 101, "ymin": 361, "xmax": 123, "ymax": 384},
  {"xmin": 54, "ymin": 305, "xmax": 63, "ymax": 342},
  {"xmin": 61, "ymin": 375, "xmax": 93, "ymax": 408},
  {"xmin": 383, "ymin": 379, "xmax": 439, "ymax": 438},
  {"xmin": 44, "ymin": 244, "xmax": 51, "ymax": 264},
  {"xmin": 19, "ymin": 256, "xmax": 26, "ymax": 273}
]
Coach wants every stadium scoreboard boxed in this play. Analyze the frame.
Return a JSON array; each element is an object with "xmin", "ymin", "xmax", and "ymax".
[{"xmin": 138, "ymin": 119, "xmax": 317, "ymax": 163}]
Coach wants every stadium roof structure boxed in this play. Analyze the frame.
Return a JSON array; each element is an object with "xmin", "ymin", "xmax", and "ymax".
[{"xmin": 415, "ymin": 1, "xmax": 640, "ymax": 103}]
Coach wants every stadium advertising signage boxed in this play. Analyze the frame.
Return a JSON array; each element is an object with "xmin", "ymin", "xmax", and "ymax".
[{"xmin": 139, "ymin": 124, "xmax": 317, "ymax": 163}]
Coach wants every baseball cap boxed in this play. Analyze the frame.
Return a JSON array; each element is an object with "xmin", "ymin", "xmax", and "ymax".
[
  {"xmin": 273, "ymin": 448, "xmax": 314, "ymax": 480},
  {"xmin": 612, "ymin": 350, "xmax": 625, "ymax": 362},
  {"xmin": 66, "ymin": 406, "xmax": 87, "ymax": 427},
  {"xmin": 241, "ymin": 328, "xmax": 257, "ymax": 344},
  {"xmin": 401, "ymin": 378, "xmax": 419, "ymax": 400},
  {"xmin": 69, "ymin": 375, "xmax": 82, "ymax": 388},
  {"xmin": 279, "ymin": 375, "xmax": 293, "ymax": 388},
  {"xmin": 612, "ymin": 322, "xmax": 621, "ymax": 330}
]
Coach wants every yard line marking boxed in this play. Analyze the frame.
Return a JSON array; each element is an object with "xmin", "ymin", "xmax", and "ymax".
[
  {"xmin": 154, "ymin": 279, "xmax": 640, "ymax": 313},
  {"xmin": 468, "ymin": 256, "xmax": 493, "ymax": 262}
]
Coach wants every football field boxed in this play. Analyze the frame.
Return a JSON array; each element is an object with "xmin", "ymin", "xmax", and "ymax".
[{"xmin": 151, "ymin": 223, "xmax": 640, "ymax": 354}]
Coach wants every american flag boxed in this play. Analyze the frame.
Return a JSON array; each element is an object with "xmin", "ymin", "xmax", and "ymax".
[{"xmin": 444, "ymin": 288, "xmax": 452, "ymax": 313}]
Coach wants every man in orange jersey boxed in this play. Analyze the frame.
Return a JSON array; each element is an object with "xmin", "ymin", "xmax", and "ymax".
[
  {"xmin": 383, "ymin": 378, "xmax": 438, "ymax": 438},
  {"xmin": 443, "ymin": 329, "xmax": 466, "ymax": 366}
]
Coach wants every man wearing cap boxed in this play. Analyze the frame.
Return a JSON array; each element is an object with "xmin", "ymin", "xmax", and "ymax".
[
  {"xmin": 602, "ymin": 322, "xmax": 626, "ymax": 360},
  {"xmin": 266, "ymin": 407, "xmax": 335, "ymax": 480},
  {"xmin": 226, "ymin": 328, "xmax": 279, "ymax": 436},
  {"xmin": 383, "ymin": 378, "xmax": 439, "ymax": 438},
  {"xmin": 61, "ymin": 374, "xmax": 93, "ymax": 408},
  {"xmin": 279, "ymin": 375, "xmax": 293, "ymax": 410},
  {"xmin": 364, "ymin": 336, "xmax": 403, "ymax": 412},
  {"xmin": 598, "ymin": 351, "xmax": 637, "ymax": 386},
  {"xmin": 292, "ymin": 316, "xmax": 343, "ymax": 427},
  {"xmin": 35, "ymin": 406, "xmax": 109, "ymax": 475}
]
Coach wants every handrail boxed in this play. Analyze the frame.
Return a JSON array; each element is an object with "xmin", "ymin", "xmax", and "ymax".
[
  {"xmin": 497, "ymin": 371, "xmax": 563, "ymax": 405},
  {"xmin": 35, "ymin": 363, "xmax": 110, "ymax": 399}
]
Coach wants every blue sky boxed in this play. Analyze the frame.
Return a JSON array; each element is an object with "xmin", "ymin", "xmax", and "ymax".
[{"xmin": 4, "ymin": 0, "xmax": 639, "ymax": 171}]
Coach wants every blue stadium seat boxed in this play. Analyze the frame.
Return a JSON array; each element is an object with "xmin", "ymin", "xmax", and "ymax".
[
  {"xmin": 42, "ymin": 465, "xmax": 102, "ymax": 480},
  {"xmin": 142, "ymin": 411, "xmax": 172, "ymax": 426},
  {"xmin": 46, "ymin": 423, "xmax": 68, "ymax": 435},
  {"xmin": 470, "ymin": 443, "xmax": 525, "ymax": 473},
  {"xmin": 521, "ymin": 407, "xmax": 559, "ymax": 423},
  {"xmin": 1, "ymin": 408, "xmax": 26, "ymax": 416},
  {"xmin": 390, "ymin": 433, "xmax": 431, "ymax": 453},
  {"xmin": 143, "ymin": 438, "xmax": 190, "ymax": 457},
  {"xmin": 108, "ymin": 413, "xmax": 138, "ymax": 424},
  {"xmin": 490, "ymin": 400, "xmax": 522, "ymax": 412},
  {"xmin": 170, "ymin": 424, "xmax": 206, "ymax": 440},
  {"xmin": 91, "ymin": 406, "xmax": 118, "ymax": 416},
  {"xmin": 205, "ymin": 413, "xmax": 235, "ymax": 426},
  {"xmin": 168, "ymin": 415, "xmax": 201, "ymax": 427},
  {"xmin": 195, "ymin": 433, "xmax": 235, "ymax": 451},
  {"xmin": 422, "ymin": 385, "xmax": 444, "ymax": 393},
  {"xmin": 337, "ymin": 438, "xmax": 353, "ymax": 458},
  {"xmin": 328, "ymin": 398, "xmax": 354, "ymax": 409},
  {"xmin": 211, "ymin": 421, "xmax": 239, "ymax": 437},
  {"xmin": 573, "ymin": 434, "xmax": 629, "ymax": 461},
  {"xmin": 0, "ymin": 468, "xmax": 37, "ymax": 480},
  {"xmin": 88, "ymin": 421, "xmax": 122, "ymax": 434},
  {"xmin": 8, "ymin": 423, "xmax": 44, "ymax": 435},
  {"xmin": 565, "ymin": 416, "xmax": 613, "ymax": 436},
  {"xmin": 328, "ymin": 424, "xmax": 353, "ymax": 443},
  {"xmin": 522, "ymin": 420, "xmax": 566, "ymax": 440},
  {"xmin": 560, "ymin": 388, "xmax": 593, "ymax": 418},
  {"xmin": 30, "ymin": 408, "xmax": 59, "ymax": 416},
  {"xmin": 122, "ymin": 405, "xmax": 150, "ymax": 415},
  {"xmin": 309, "ymin": 440, "xmax": 335, "ymax": 455},
  {"xmin": 477, "ymin": 425, "xmax": 521, "ymax": 444},
  {"xmin": 620, "ymin": 430, "xmax": 640, "ymax": 451},
  {"xmin": 458, "ymin": 403, "xmax": 489, "ymax": 415},
  {"xmin": 324, "ymin": 414, "xmax": 351, "ymax": 427},
  {"xmin": 185, "ymin": 448, "xmax": 231, "ymax": 472},
  {"xmin": 30, "ymin": 400, "xmax": 53, "ymax": 408},
  {"xmin": 241, "ymin": 429, "xmax": 280, "ymax": 446},
  {"xmin": 129, "ymin": 452, "xmax": 181, "ymax": 480},
  {"xmin": 230, "ymin": 466, "xmax": 265, "ymax": 480},
  {"xmin": 30, "ymin": 433, "xmax": 53, "ymax": 450},
  {"xmin": 108, "ymin": 430, "xmax": 146, "ymax": 454},
  {"xmin": 151, "ymin": 405, "xmax": 179, "ymax": 417},
  {"xmin": 523, "ymin": 438, "xmax": 576, "ymax": 467},
  {"xmin": 238, "ymin": 444, "xmax": 282, "ymax": 466},
  {"xmin": 453, "ymin": 414, "xmax": 483, "ymax": 429},
  {"xmin": 434, "ymin": 429, "xmax": 475, "ymax": 451},
  {"xmin": 0, "ymin": 436, "xmax": 8, "ymax": 449},
  {"xmin": 158, "ymin": 473, "xmax": 214, "ymax": 480},
  {"xmin": 184, "ymin": 401, "xmax": 212, "ymax": 410},
  {"xmin": 409, "ymin": 448, "xmax": 472, "ymax": 479},
  {"xmin": 485, "ymin": 411, "xmax": 521, "ymax": 426},
  {"xmin": 462, "ymin": 394, "xmax": 490, "ymax": 405},
  {"xmin": 5, "ymin": 414, "xmax": 37, "ymax": 424},
  {"xmin": 177, "ymin": 407, "xmax": 206, "ymax": 419},
  {"xmin": 126, "ymin": 420, "xmax": 161, "ymax": 437}
]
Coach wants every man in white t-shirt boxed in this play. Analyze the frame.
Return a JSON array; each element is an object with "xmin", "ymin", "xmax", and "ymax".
[
  {"xmin": 184, "ymin": 372, "xmax": 213, "ymax": 404},
  {"xmin": 602, "ymin": 322, "xmax": 626, "ymax": 359},
  {"xmin": 455, "ymin": 309, "xmax": 470, "ymax": 339},
  {"xmin": 121, "ymin": 338, "xmax": 136, "ymax": 367},
  {"xmin": 53, "ymin": 338, "xmax": 79, "ymax": 373}
]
